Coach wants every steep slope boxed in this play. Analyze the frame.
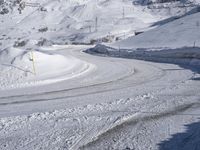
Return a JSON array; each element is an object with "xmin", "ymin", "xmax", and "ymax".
[{"xmin": 111, "ymin": 11, "xmax": 200, "ymax": 48}]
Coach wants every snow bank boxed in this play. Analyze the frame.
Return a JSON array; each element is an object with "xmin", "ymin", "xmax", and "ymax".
[
  {"xmin": 87, "ymin": 45, "xmax": 200, "ymax": 66},
  {"xmin": 0, "ymin": 47, "xmax": 91, "ymax": 89},
  {"xmin": 87, "ymin": 12, "xmax": 200, "ymax": 66}
]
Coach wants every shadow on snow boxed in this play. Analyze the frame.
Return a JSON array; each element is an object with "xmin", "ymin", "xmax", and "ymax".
[{"xmin": 158, "ymin": 120, "xmax": 200, "ymax": 150}]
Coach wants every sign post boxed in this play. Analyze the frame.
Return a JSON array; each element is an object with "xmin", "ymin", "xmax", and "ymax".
[{"xmin": 31, "ymin": 51, "xmax": 36, "ymax": 75}]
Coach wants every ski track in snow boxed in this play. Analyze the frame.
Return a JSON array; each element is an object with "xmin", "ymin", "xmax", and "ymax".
[{"xmin": 0, "ymin": 45, "xmax": 199, "ymax": 150}]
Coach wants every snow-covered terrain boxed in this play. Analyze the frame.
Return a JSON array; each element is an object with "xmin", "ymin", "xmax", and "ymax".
[
  {"xmin": 0, "ymin": 0, "xmax": 200, "ymax": 150},
  {"xmin": 0, "ymin": 0, "xmax": 198, "ymax": 50},
  {"xmin": 0, "ymin": 46, "xmax": 94, "ymax": 89},
  {"xmin": 0, "ymin": 45, "xmax": 200, "ymax": 150},
  {"xmin": 111, "ymin": 11, "xmax": 200, "ymax": 48},
  {"xmin": 89, "ymin": 11, "xmax": 200, "ymax": 66}
]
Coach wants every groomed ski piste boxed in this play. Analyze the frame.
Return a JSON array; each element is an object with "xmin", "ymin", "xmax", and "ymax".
[{"xmin": 0, "ymin": 0, "xmax": 200, "ymax": 150}]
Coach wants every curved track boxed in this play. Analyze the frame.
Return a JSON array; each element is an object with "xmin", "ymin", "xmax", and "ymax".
[
  {"xmin": 0, "ymin": 45, "xmax": 200, "ymax": 150},
  {"xmin": 0, "ymin": 45, "xmax": 168, "ymax": 117}
]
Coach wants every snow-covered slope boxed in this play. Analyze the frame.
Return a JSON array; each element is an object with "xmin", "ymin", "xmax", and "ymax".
[
  {"xmin": 111, "ymin": 11, "xmax": 200, "ymax": 49},
  {"xmin": 0, "ymin": 0, "xmax": 198, "ymax": 50},
  {"xmin": 87, "ymin": 11, "xmax": 200, "ymax": 66}
]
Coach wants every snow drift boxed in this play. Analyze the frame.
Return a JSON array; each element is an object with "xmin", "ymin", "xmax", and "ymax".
[{"xmin": 0, "ymin": 46, "xmax": 92, "ymax": 89}]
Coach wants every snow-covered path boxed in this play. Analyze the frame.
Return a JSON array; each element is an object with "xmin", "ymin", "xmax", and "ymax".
[
  {"xmin": 0, "ymin": 45, "xmax": 199, "ymax": 150},
  {"xmin": 0, "ymin": 45, "xmax": 164, "ymax": 117}
]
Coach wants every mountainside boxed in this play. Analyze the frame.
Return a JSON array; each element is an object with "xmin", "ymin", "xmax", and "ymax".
[
  {"xmin": 111, "ymin": 10, "xmax": 200, "ymax": 49},
  {"xmin": 0, "ymin": 1, "xmax": 200, "ymax": 150},
  {"xmin": 0, "ymin": 0, "xmax": 199, "ymax": 50},
  {"xmin": 88, "ymin": 11, "xmax": 200, "ymax": 66}
]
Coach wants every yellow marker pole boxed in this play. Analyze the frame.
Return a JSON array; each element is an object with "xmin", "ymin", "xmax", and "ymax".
[{"xmin": 31, "ymin": 51, "xmax": 36, "ymax": 75}]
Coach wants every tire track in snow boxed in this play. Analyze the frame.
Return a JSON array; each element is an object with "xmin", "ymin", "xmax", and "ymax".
[
  {"xmin": 0, "ymin": 67, "xmax": 134, "ymax": 99},
  {"xmin": 68, "ymin": 74, "xmax": 200, "ymax": 149},
  {"xmin": 0, "ymin": 45, "xmax": 168, "ymax": 101},
  {"xmin": 0, "ymin": 54, "xmax": 168, "ymax": 106},
  {"xmin": 0, "ymin": 65, "xmax": 165, "ymax": 106},
  {"xmin": 0, "ymin": 67, "xmax": 135, "ymax": 104},
  {"xmin": 79, "ymin": 102, "xmax": 200, "ymax": 150}
]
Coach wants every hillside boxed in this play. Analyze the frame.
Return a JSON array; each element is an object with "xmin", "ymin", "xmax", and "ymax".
[
  {"xmin": 88, "ymin": 11, "xmax": 200, "ymax": 66},
  {"xmin": 111, "ymin": 10, "xmax": 200, "ymax": 49},
  {"xmin": 0, "ymin": 0, "xmax": 198, "ymax": 50}
]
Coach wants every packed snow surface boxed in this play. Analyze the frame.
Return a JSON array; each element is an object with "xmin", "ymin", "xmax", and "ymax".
[
  {"xmin": 87, "ymin": 12, "xmax": 200, "ymax": 66},
  {"xmin": 0, "ymin": 45, "xmax": 199, "ymax": 150},
  {"xmin": 0, "ymin": 0, "xmax": 200, "ymax": 150},
  {"xmin": 0, "ymin": 0, "xmax": 198, "ymax": 49}
]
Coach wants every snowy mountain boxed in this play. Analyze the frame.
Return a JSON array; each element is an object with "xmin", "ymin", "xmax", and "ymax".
[{"xmin": 0, "ymin": 0, "xmax": 199, "ymax": 50}]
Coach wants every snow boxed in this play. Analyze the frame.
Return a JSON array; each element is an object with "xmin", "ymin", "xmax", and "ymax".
[
  {"xmin": 88, "ymin": 12, "xmax": 200, "ymax": 66},
  {"xmin": 0, "ymin": 0, "xmax": 198, "ymax": 50},
  {"xmin": 0, "ymin": 60, "xmax": 199, "ymax": 149},
  {"xmin": 0, "ymin": 0, "xmax": 200, "ymax": 150},
  {"xmin": 0, "ymin": 45, "xmax": 199, "ymax": 150},
  {"xmin": 88, "ymin": 45, "xmax": 200, "ymax": 66},
  {"xmin": 0, "ymin": 46, "xmax": 94, "ymax": 90},
  {"xmin": 111, "ymin": 12, "xmax": 200, "ymax": 48}
]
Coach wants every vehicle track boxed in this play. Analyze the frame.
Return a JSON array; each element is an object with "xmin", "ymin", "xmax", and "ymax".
[
  {"xmin": 0, "ymin": 62, "xmax": 165, "ymax": 106},
  {"xmin": 0, "ymin": 45, "xmax": 194, "ymax": 118},
  {"xmin": 0, "ymin": 47, "xmax": 167, "ymax": 107}
]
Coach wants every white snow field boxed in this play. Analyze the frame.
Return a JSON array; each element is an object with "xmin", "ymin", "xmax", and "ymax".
[{"xmin": 0, "ymin": 0, "xmax": 200, "ymax": 150}]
